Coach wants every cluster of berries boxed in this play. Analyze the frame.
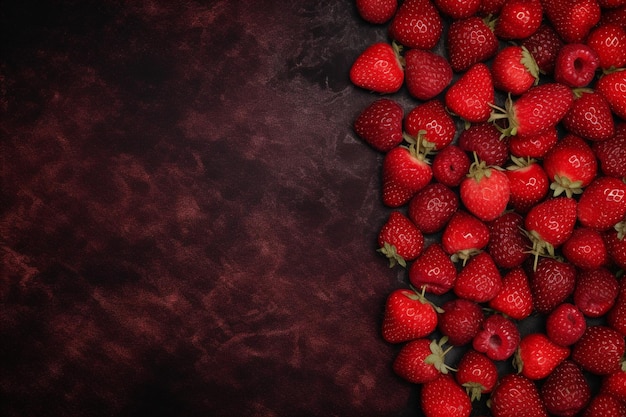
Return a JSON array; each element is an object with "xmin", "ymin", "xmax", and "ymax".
[{"xmin": 349, "ymin": 0, "xmax": 626, "ymax": 416}]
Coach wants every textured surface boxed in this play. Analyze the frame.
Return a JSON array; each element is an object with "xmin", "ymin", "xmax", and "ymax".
[{"xmin": 1, "ymin": 1, "xmax": 420, "ymax": 416}]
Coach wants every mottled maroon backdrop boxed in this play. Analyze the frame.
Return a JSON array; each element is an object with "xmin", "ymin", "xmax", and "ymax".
[{"xmin": 1, "ymin": 1, "xmax": 422, "ymax": 416}]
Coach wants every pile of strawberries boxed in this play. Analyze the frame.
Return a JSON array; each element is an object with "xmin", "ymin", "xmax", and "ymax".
[{"xmin": 349, "ymin": 0, "xmax": 626, "ymax": 416}]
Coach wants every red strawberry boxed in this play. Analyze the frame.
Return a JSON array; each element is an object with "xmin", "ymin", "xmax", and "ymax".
[
  {"xmin": 404, "ymin": 49, "xmax": 453, "ymax": 101},
  {"xmin": 404, "ymin": 99, "xmax": 456, "ymax": 152},
  {"xmin": 541, "ymin": 360, "xmax": 591, "ymax": 417},
  {"xmin": 455, "ymin": 350, "xmax": 498, "ymax": 401},
  {"xmin": 524, "ymin": 197, "xmax": 578, "ymax": 268},
  {"xmin": 487, "ymin": 212, "xmax": 531, "ymax": 268},
  {"xmin": 604, "ymin": 223, "xmax": 626, "ymax": 269},
  {"xmin": 381, "ymin": 288, "xmax": 439, "ymax": 343},
  {"xmin": 508, "ymin": 125, "xmax": 558, "ymax": 158},
  {"xmin": 562, "ymin": 88, "xmax": 615, "ymax": 141},
  {"xmin": 491, "ymin": 45, "xmax": 540, "ymax": 95},
  {"xmin": 595, "ymin": 69, "xmax": 626, "ymax": 120},
  {"xmin": 593, "ymin": 122, "xmax": 626, "ymax": 178},
  {"xmin": 601, "ymin": 369, "xmax": 626, "ymax": 403},
  {"xmin": 530, "ymin": 257, "xmax": 577, "ymax": 314},
  {"xmin": 408, "ymin": 182, "xmax": 459, "ymax": 234},
  {"xmin": 381, "ymin": 144, "xmax": 432, "ymax": 207},
  {"xmin": 546, "ymin": 303, "xmax": 587, "ymax": 346},
  {"xmin": 586, "ymin": 23, "xmax": 626, "ymax": 70},
  {"xmin": 513, "ymin": 333, "xmax": 570, "ymax": 380},
  {"xmin": 600, "ymin": 4, "xmax": 626, "ymax": 29},
  {"xmin": 445, "ymin": 63, "xmax": 495, "ymax": 123},
  {"xmin": 421, "ymin": 374, "xmax": 472, "ymax": 417},
  {"xmin": 438, "ymin": 298, "xmax": 484, "ymax": 346},
  {"xmin": 573, "ymin": 267, "xmax": 620, "ymax": 318},
  {"xmin": 608, "ymin": 275, "xmax": 626, "ymax": 335},
  {"xmin": 454, "ymin": 251, "xmax": 502, "ymax": 302},
  {"xmin": 541, "ymin": 0, "xmax": 601, "ymax": 43},
  {"xmin": 490, "ymin": 374, "xmax": 548, "ymax": 417},
  {"xmin": 489, "ymin": 83, "xmax": 574, "ymax": 138},
  {"xmin": 472, "ymin": 314, "xmax": 520, "ymax": 361},
  {"xmin": 353, "ymin": 98, "xmax": 404, "ymax": 152},
  {"xmin": 489, "ymin": 268, "xmax": 533, "ymax": 320},
  {"xmin": 572, "ymin": 325, "xmax": 626, "ymax": 375},
  {"xmin": 393, "ymin": 337, "xmax": 455, "ymax": 384},
  {"xmin": 356, "ymin": 0, "xmax": 398, "ymax": 24},
  {"xmin": 434, "ymin": 0, "xmax": 481, "ymax": 18},
  {"xmin": 442, "ymin": 210, "xmax": 490, "ymax": 262},
  {"xmin": 582, "ymin": 393, "xmax": 626, "ymax": 417},
  {"xmin": 432, "ymin": 144, "xmax": 471, "ymax": 187},
  {"xmin": 388, "ymin": 0, "xmax": 443, "ymax": 50},
  {"xmin": 521, "ymin": 24, "xmax": 564, "ymax": 75},
  {"xmin": 598, "ymin": 0, "xmax": 626, "ymax": 7},
  {"xmin": 378, "ymin": 211, "xmax": 424, "ymax": 267},
  {"xmin": 562, "ymin": 227, "xmax": 609, "ymax": 269},
  {"xmin": 494, "ymin": 0, "xmax": 543, "ymax": 40},
  {"xmin": 446, "ymin": 16, "xmax": 499, "ymax": 73},
  {"xmin": 458, "ymin": 122, "xmax": 510, "ymax": 167},
  {"xmin": 554, "ymin": 43, "xmax": 600, "ymax": 88},
  {"xmin": 577, "ymin": 176, "xmax": 626, "ymax": 231},
  {"xmin": 460, "ymin": 157, "xmax": 510, "ymax": 222},
  {"xmin": 542, "ymin": 134, "xmax": 598, "ymax": 197},
  {"xmin": 409, "ymin": 243, "xmax": 458, "ymax": 295},
  {"xmin": 504, "ymin": 156, "xmax": 550, "ymax": 214},
  {"xmin": 350, "ymin": 42, "xmax": 404, "ymax": 93}
]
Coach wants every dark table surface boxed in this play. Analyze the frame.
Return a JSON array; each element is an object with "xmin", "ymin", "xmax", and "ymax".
[{"xmin": 1, "ymin": 1, "xmax": 426, "ymax": 416}]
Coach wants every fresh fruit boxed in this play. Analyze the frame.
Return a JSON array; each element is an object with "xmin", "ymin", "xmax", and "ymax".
[
  {"xmin": 607, "ymin": 276, "xmax": 626, "ymax": 335},
  {"xmin": 504, "ymin": 156, "xmax": 550, "ymax": 213},
  {"xmin": 350, "ymin": 42, "xmax": 404, "ymax": 93},
  {"xmin": 460, "ymin": 156, "xmax": 510, "ymax": 222},
  {"xmin": 601, "ymin": 369, "xmax": 626, "ymax": 403},
  {"xmin": 393, "ymin": 337, "xmax": 455, "ymax": 384},
  {"xmin": 513, "ymin": 333, "xmax": 570, "ymax": 380},
  {"xmin": 409, "ymin": 243, "xmax": 458, "ymax": 295},
  {"xmin": 445, "ymin": 63, "xmax": 495, "ymax": 123},
  {"xmin": 434, "ymin": 0, "xmax": 481, "ymax": 18},
  {"xmin": 494, "ymin": 0, "xmax": 543, "ymax": 40},
  {"xmin": 521, "ymin": 24, "xmax": 564, "ymax": 75},
  {"xmin": 446, "ymin": 16, "xmax": 499, "ymax": 73},
  {"xmin": 573, "ymin": 267, "xmax": 619, "ymax": 318},
  {"xmin": 472, "ymin": 314, "xmax": 520, "ymax": 361},
  {"xmin": 455, "ymin": 350, "xmax": 498, "ymax": 401},
  {"xmin": 478, "ymin": 0, "xmax": 507, "ymax": 15},
  {"xmin": 354, "ymin": 98, "xmax": 404, "ymax": 152},
  {"xmin": 572, "ymin": 325, "xmax": 626, "ymax": 375},
  {"xmin": 453, "ymin": 251, "xmax": 503, "ymax": 302},
  {"xmin": 541, "ymin": 0, "xmax": 601, "ymax": 43},
  {"xmin": 542, "ymin": 134, "xmax": 598, "ymax": 197},
  {"xmin": 561, "ymin": 227, "xmax": 609, "ymax": 269},
  {"xmin": 356, "ymin": 0, "xmax": 398, "ymax": 24},
  {"xmin": 541, "ymin": 360, "xmax": 591, "ymax": 417},
  {"xmin": 382, "ymin": 288, "xmax": 439, "ymax": 343},
  {"xmin": 577, "ymin": 175, "xmax": 626, "ymax": 231},
  {"xmin": 582, "ymin": 393, "xmax": 626, "ymax": 417},
  {"xmin": 586, "ymin": 23, "xmax": 626, "ymax": 70},
  {"xmin": 554, "ymin": 43, "xmax": 600, "ymax": 88},
  {"xmin": 593, "ymin": 123, "xmax": 626, "ymax": 178},
  {"xmin": 388, "ymin": 0, "xmax": 443, "ymax": 49},
  {"xmin": 562, "ymin": 88, "xmax": 615, "ymax": 141},
  {"xmin": 408, "ymin": 183, "xmax": 458, "ymax": 235},
  {"xmin": 488, "ymin": 268, "xmax": 533, "ymax": 320},
  {"xmin": 421, "ymin": 374, "xmax": 472, "ymax": 417},
  {"xmin": 491, "ymin": 45, "xmax": 540, "ymax": 95},
  {"xmin": 595, "ymin": 69, "xmax": 626, "ymax": 120},
  {"xmin": 457, "ymin": 122, "xmax": 510, "ymax": 167},
  {"xmin": 432, "ymin": 144, "xmax": 471, "ymax": 187},
  {"xmin": 487, "ymin": 212, "xmax": 531, "ymax": 268},
  {"xmin": 404, "ymin": 99, "xmax": 456, "ymax": 151},
  {"xmin": 530, "ymin": 257, "xmax": 577, "ymax": 314},
  {"xmin": 546, "ymin": 303, "xmax": 587, "ymax": 346},
  {"xmin": 378, "ymin": 211, "xmax": 424, "ymax": 267},
  {"xmin": 404, "ymin": 49, "xmax": 453, "ymax": 101},
  {"xmin": 507, "ymin": 126, "xmax": 558, "ymax": 158},
  {"xmin": 381, "ymin": 143, "xmax": 432, "ymax": 207},
  {"xmin": 489, "ymin": 374, "xmax": 548, "ymax": 417},
  {"xmin": 604, "ymin": 222, "xmax": 626, "ymax": 269},
  {"xmin": 441, "ymin": 210, "xmax": 490, "ymax": 262},
  {"xmin": 438, "ymin": 298, "xmax": 484, "ymax": 346}
]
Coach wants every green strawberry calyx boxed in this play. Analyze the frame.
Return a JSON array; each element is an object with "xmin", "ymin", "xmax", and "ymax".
[
  {"xmin": 488, "ymin": 94, "xmax": 519, "ymax": 138},
  {"xmin": 378, "ymin": 242, "xmax": 406, "ymax": 268},
  {"xmin": 424, "ymin": 336, "xmax": 457, "ymax": 374}
]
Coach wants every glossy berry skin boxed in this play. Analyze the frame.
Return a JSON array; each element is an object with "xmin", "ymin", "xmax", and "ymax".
[
  {"xmin": 472, "ymin": 314, "xmax": 520, "ymax": 361},
  {"xmin": 354, "ymin": 98, "xmax": 404, "ymax": 152},
  {"xmin": 404, "ymin": 49, "xmax": 453, "ymax": 101},
  {"xmin": 405, "ymin": 99, "xmax": 456, "ymax": 151},
  {"xmin": 562, "ymin": 89, "xmax": 615, "ymax": 141},
  {"xmin": 508, "ymin": 126, "xmax": 558, "ymax": 159},
  {"xmin": 514, "ymin": 333, "xmax": 570, "ymax": 380},
  {"xmin": 455, "ymin": 350, "xmax": 498, "ymax": 401},
  {"xmin": 491, "ymin": 45, "xmax": 539, "ymax": 95},
  {"xmin": 409, "ymin": 243, "xmax": 457, "ymax": 295},
  {"xmin": 541, "ymin": 0, "xmax": 601, "ymax": 43},
  {"xmin": 381, "ymin": 145, "xmax": 432, "ymax": 207},
  {"xmin": 541, "ymin": 360, "xmax": 591, "ymax": 417},
  {"xmin": 554, "ymin": 43, "xmax": 600, "ymax": 88},
  {"xmin": 543, "ymin": 134, "xmax": 598, "ymax": 197},
  {"xmin": 454, "ymin": 252, "xmax": 502, "ymax": 303},
  {"xmin": 408, "ymin": 183, "xmax": 459, "ymax": 234},
  {"xmin": 504, "ymin": 158, "xmax": 550, "ymax": 214},
  {"xmin": 586, "ymin": 23, "xmax": 626, "ymax": 70},
  {"xmin": 572, "ymin": 325, "xmax": 626, "ymax": 375},
  {"xmin": 522, "ymin": 24, "xmax": 564, "ymax": 75},
  {"xmin": 607, "ymin": 278, "xmax": 626, "ymax": 335},
  {"xmin": 460, "ymin": 161, "xmax": 510, "ymax": 222},
  {"xmin": 595, "ymin": 69, "xmax": 626, "ymax": 120},
  {"xmin": 562, "ymin": 227, "xmax": 609, "ymax": 270},
  {"xmin": 487, "ymin": 212, "xmax": 531, "ymax": 269},
  {"xmin": 356, "ymin": 0, "xmax": 397, "ymax": 24},
  {"xmin": 434, "ymin": 0, "xmax": 481, "ymax": 19},
  {"xmin": 494, "ymin": 0, "xmax": 543, "ymax": 40},
  {"xmin": 601, "ymin": 369, "xmax": 626, "ymax": 403},
  {"xmin": 445, "ymin": 63, "xmax": 494, "ymax": 123},
  {"xmin": 490, "ymin": 374, "xmax": 548, "ymax": 417},
  {"xmin": 393, "ymin": 338, "xmax": 444, "ymax": 384},
  {"xmin": 525, "ymin": 197, "xmax": 578, "ymax": 262},
  {"xmin": 446, "ymin": 16, "xmax": 499, "ymax": 73},
  {"xmin": 438, "ymin": 298, "xmax": 484, "ymax": 346},
  {"xmin": 381, "ymin": 288, "xmax": 438, "ymax": 343},
  {"xmin": 593, "ymin": 123, "xmax": 626, "ymax": 178},
  {"xmin": 378, "ymin": 211, "xmax": 424, "ymax": 267},
  {"xmin": 577, "ymin": 176, "xmax": 626, "ymax": 231},
  {"xmin": 458, "ymin": 123, "xmax": 510, "ymax": 167},
  {"xmin": 489, "ymin": 268, "xmax": 533, "ymax": 320},
  {"xmin": 432, "ymin": 144, "xmax": 471, "ymax": 187},
  {"xmin": 388, "ymin": 0, "xmax": 443, "ymax": 50},
  {"xmin": 350, "ymin": 42, "xmax": 404, "ymax": 93},
  {"xmin": 546, "ymin": 303, "xmax": 587, "ymax": 347},
  {"xmin": 530, "ymin": 258, "xmax": 577, "ymax": 314},
  {"xmin": 573, "ymin": 267, "xmax": 619, "ymax": 318},
  {"xmin": 442, "ymin": 210, "xmax": 490, "ymax": 262},
  {"xmin": 582, "ymin": 393, "xmax": 626, "ymax": 417},
  {"xmin": 421, "ymin": 375, "xmax": 472, "ymax": 417}
]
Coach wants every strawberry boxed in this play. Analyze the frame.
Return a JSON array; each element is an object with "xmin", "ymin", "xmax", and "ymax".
[
  {"xmin": 562, "ymin": 227, "xmax": 609, "ymax": 270},
  {"xmin": 513, "ymin": 333, "xmax": 570, "ymax": 380},
  {"xmin": 554, "ymin": 43, "xmax": 600, "ymax": 88},
  {"xmin": 404, "ymin": 100, "xmax": 456, "ymax": 152},
  {"xmin": 377, "ymin": 211, "xmax": 424, "ymax": 267},
  {"xmin": 491, "ymin": 45, "xmax": 540, "ymax": 95},
  {"xmin": 541, "ymin": 0, "xmax": 601, "ymax": 43},
  {"xmin": 608, "ymin": 275, "xmax": 626, "ymax": 335},
  {"xmin": 494, "ymin": 0, "xmax": 543, "ymax": 40},
  {"xmin": 573, "ymin": 267, "xmax": 620, "ymax": 318},
  {"xmin": 582, "ymin": 393, "xmax": 626, "ymax": 417},
  {"xmin": 460, "ymin": 157, "xmax": 510, "ymax": 222},
  {"xmin": 388, "ymin": 0, "xmax": 443, "ymax": 50},
  {"xmin": 489, "ymin": 374, "xmax": 548, "ymax": 417},
  {"xmin": 577, "ymin": 176, "xmax": 626, "ymax": 231},
  {"xmin": 489, "ymin": 83, "xmax": 574, "ymax": 138},
  {"xmin": 457, "ymin": 122, "xmax": 510, "ymax": 167},
  {"xmin": 542, "ymin": 134, "xmax": 598, "ymax": 197},
  {"xmin": 454, "ymin": 251, "xmax": 502, "ymax": 302},
  {"xmin": 381, "ymin": 288, "xmax": 439, "ymax": 343},
  {"xmin": 487, "ymin": 212, "xmax": 531, "ymax": 268},
  {"xmin": 408, "ymin": 182, "xmax": 459, "ymax": 234},
  {"xmin": 521, "ymin": 24, "xmax": 564, "ymax": 75},
  {"xmin": 478, "ymin": 0, "xmax": 507, "ymax": 14},
  {"xmin": 586, "ymin": 23, "xmax": 626, "ymax": 70},
  {"xmin": 598, "ymin": 0, "xmax": 626, "ymax": 7},
  {"xmin": 445, "ymin": 63, "xmax": 495, "ymax": 123},
  {"xmin": 356, "ymin": 0, "xmax": 398, "ymax": 24},
  {"xmin": 392, "ymin": 337, "xmax": 455, "ymax": 384},
  {"xmin": 600, "ymin": 4, "xmax": 626, "ymax": 29},
  {"xmin": 593, "ymin": 123, "xmax": 626, "ymax": 178},
  {"xmin": 546, "ymin": 303, "xmax": 587, "ymax": 346},
  {"xmin": 572, "ymin": 325, "xmax": 626, "ymax": 375},
  {"xmin": 446, "ymin": 16, "xmax": 498, "ymax": 73},
  {"xmin": 381, "ymin": 143, "xmax": 432, "ymax": 207},
  {"xmin": 404, "ymin": 49, "xmax": 453, "ymax": 101},
  {"xmin": 421, "ymin": 374, "xmax": 472, "ymax": 417},
  {"xmin": 438, "ymin": 298, "xmax": 484, "ymax": 346},
  {"xmin": 507, "ymin": 126, "xmax": 558, "ymax": 159},
  {"xmin": 562, "ymin": 88, "xmax": 615, "ymax": 141},
  {"xmin": 504, "ymin": 157, "xmax": 550, "ymax": 214},
  {"xmin": 489, "ymin": 268, "xmax": 533, "ymax": 320},
  {"xmin": 434, "ymin": 0, "xmax": 481, "ymax": 18},
  {"xmin": 455, "ymin": 350, "xmax": 498, "ymax": 401},
  {"xmin": 409, "ymin": 243, "xmax": 458, "ymax": 295},
  {"xmin": 530, "ymin": 257, "xmax": 577, "ymax": 314},
  {"xmin": 541, "ymin": 360, "xmax": 591, "ymax": 417},
  {"xmin": 349, "ymin": 42, "xmax": 404, "ymax": 93},
  {"xmin": 472, "ymin": 314, "xmax": 520, "ymax": 361},
  {"xmin": 601, "ymin": 369, "xmax": 626, "ymax": 403},
  {"xmin": 353, "ymin": 98, "xmax": 404, "ymax": 152},
  {"xmin": 442, "ymin": 210, "xmax": 490, "ymax": 262},
  {"xmin": 604, "ymin": 222, "xmax": 626, "ymax": 269},
  {"xmin": 432, "ymin": 144, "xmax": 471, "ymax": 187},
  {"xmin": 595, "ymin": 69, "xmax": 626, "ymax": 120}
]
